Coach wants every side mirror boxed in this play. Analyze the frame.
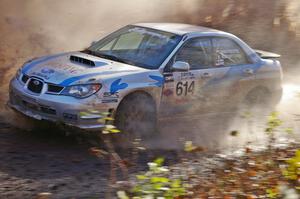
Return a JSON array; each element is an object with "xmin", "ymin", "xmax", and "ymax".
[{"xmin": 171, "ymin": 61, "xmax": 190, "ymax": 72}]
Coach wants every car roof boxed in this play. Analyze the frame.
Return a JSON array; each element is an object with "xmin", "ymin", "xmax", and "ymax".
[{"xmin": 134, "ymin": 23, "xmax": 224, "ymax": 35}]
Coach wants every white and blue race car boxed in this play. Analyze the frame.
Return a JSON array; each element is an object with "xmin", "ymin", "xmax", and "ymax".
[{"xmin": 8, "ymin": 23, "xmax": 283, "ymax": 135}]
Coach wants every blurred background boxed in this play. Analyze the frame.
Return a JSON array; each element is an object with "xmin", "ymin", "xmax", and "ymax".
[{"xmin": 0, "ymin": 0, "xmax": 300, "ymax": 124}]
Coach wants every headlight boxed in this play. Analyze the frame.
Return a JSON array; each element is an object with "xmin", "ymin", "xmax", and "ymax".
[{"xmin": 61, "ymin": 84, "xmax": 102, "ymax": 98}]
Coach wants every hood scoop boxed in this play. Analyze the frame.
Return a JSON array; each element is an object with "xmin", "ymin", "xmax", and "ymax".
[{"xmin": 70, "ymin": 55, "xmax": 96, "ymax": 67}]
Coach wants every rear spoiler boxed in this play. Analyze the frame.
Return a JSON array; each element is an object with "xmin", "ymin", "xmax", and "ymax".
[{"xmin": 255, "ymin": 49, "xmax": 281, "ymax": 59}]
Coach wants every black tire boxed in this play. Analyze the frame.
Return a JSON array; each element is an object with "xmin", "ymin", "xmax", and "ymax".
[
  {"xmin": 244, "ymin": 88, "xmax": 271, "ymax": 107},
  {"xmin": 115, "ymin": 92, "xmax": 157, "ymax": 141},
  {"xmin": 240, "ymin": 87, "xmax": 273, "ymax": 117}
]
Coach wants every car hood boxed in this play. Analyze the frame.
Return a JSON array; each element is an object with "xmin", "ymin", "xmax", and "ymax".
[{"xmin": 22, "ymin": 52, "xmax": 147, "ymax": 86}]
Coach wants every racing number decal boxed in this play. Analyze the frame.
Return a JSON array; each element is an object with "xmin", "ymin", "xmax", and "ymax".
[{"xmin": 176, "ymin": 81, "xmax": 195, "ymax": 96}]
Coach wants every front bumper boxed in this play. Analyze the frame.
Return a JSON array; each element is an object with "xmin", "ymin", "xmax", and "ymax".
[{"xmin": 8, "ymin": 78, "xmax": 111, "ymax": 130}]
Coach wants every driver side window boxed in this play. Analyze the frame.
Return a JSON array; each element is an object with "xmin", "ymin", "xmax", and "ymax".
[
  {"xmin": 174, "ymin": 38, "xmax": 213, "ymax": 70},
  {"xmin": 212, "ymin": 38, "xmax": 249, "ymax": 67}
]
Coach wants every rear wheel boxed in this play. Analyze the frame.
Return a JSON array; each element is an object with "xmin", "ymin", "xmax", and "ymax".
[
  {"xmin": 230, "ymin": 87, "xmax": 273, "ymax": 136},
  {"xmin": 239, "ymin": 87, "xmax": 273, "ymax": 119},
  {"xmin": 243, "ymin": 87, "xmax": 272, "ymax": 110},
  {"xmin": 115, "ymin": 92, "xmax": 157, "ymax": 143}
]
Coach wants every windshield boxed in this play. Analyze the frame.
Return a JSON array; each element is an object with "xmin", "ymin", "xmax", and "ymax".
[{"xmin": 86, "ymin": 25, "xmax": 182, "ymax": 69}]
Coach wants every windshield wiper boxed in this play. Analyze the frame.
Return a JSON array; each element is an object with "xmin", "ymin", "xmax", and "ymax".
[
  {"xmin": 82, "ymin": 49, "xmax": 135, "ymax": 66},
  {"xmin": 81, "ymin": 49, "xmax": 98, "ymax": 56},
  {"xmin": 97, "ymin": 53, "xmax": 122, "ymax": 62},
  {"xmin": 96, "ymin": 53, "xmax": 136, "ymax": 65}
]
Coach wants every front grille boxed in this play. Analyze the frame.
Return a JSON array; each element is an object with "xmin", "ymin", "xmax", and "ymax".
[
  {"xmin": 21, "ymin": 74, "xmax": 29, "ymax": 84},
  {"xmin": 48, "ymin": 84, "xmax": 64, "ymax": 93},
  {"xmin": 27, "ymin": 79, "xmax": 43, "ymax": 94}
]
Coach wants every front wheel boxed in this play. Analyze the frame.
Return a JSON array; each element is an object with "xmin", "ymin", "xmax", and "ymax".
[{"xmin": 114, "ymin": 93, "xmax": 158, "ymax": 142}]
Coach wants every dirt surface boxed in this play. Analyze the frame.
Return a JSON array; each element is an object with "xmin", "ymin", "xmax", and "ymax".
[
  {"xmin": 0, "ymin": 125, "xmax": 110, "ymax": 198},
  {"xmin": 0, "ymin": 120, "xmax": 184, "ymax": 199},
  {"xmin": 0, "ymin": 110, "xmax": 298, "ymax": 199}
]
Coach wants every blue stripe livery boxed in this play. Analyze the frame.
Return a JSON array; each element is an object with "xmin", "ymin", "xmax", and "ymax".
[
  {"xmin": 149, "ymin": 75, "xmax": 164, "ymax": 87},
  {"xmin": 110, "ymin": 79, "xmax": 128, "ymax": 94},
  {"xmin": 22, "ymin": 54, "xmax": 66, "ymax": 74},
  {"xmin": 59, "ymin": 72, "xmax": 105, "ymax": 86}
]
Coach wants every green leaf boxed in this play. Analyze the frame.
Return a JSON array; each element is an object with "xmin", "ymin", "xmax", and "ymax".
[
  {"xmin": 150, "ymin": 177, "xmax": 169, "ymax": 183},
  {"xmin": 171, "ymin": 179, "xmax": 181, "ymax": 188},
  {"xmin": 109, "ymin": 129, "xmax": 121, "ymax": 133},
  {"xmin": 136, "ymin": 175, "xmax": 147, "ymax": 180},
  {"xmin": 154, "ymin": 157, "xmax": 165, "ymax": 167},
  {"xmin": 129, "ymin": 156, "xmax": 186, "ymax": 198},
  {"xmin": 266, "ymin": 188, "xmax": 278, "ymax": 198},
  {"xmin": 104, "ymin": 117, "xmax": 115, "ymax": 121},
  {"xmin": 152, "ymin": 183, "xmax": 163, "ymax": 190}
]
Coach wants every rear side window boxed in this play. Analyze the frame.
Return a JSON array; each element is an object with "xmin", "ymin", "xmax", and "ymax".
[
  {"xmin": 212, "ymin": 38, "xmax": 249, "ymax": 67},
  {"xmin": 175, "ymin": 38, "xmax": 213, "ymax": 70}
]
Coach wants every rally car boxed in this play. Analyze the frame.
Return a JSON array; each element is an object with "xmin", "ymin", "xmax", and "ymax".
[{"xmin": 8, "ymin": 23, "xmax": 283, "ymax": 136}]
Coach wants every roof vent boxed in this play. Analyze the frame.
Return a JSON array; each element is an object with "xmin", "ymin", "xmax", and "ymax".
[{"xmin": 70, "ymin": 55, "xmax": 96, "ymax": 67}]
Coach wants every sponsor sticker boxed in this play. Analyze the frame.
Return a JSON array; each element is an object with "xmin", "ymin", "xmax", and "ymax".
[{"xmin": 102, "ymin": 92, "xmax": 119, "ymax": 103}]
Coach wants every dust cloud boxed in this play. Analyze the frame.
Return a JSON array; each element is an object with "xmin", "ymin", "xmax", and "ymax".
[
  {"xmin": 0, "ymin": 0, "xmax": 201, "ymax": 126},
  {"xmin": 1, "ymin": 0, "xmax": 300, "ymax": 149}
]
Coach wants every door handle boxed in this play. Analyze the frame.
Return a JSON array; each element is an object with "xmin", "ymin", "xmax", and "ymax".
[
  {"xmin": 243, "ymin": 68, "xmax": 254, "ymax": 75},
  {"xmin": 201, "ymin": 72, "xmax": 212, "ymax": 79}
]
